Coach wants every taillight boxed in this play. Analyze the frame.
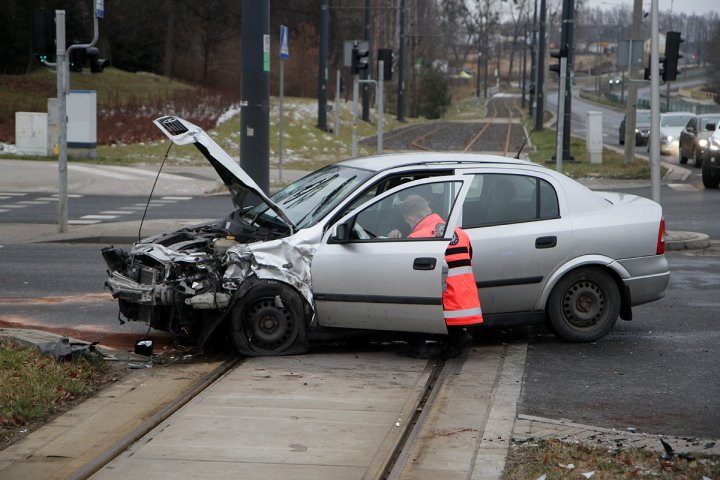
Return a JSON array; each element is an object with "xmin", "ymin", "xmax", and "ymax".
[{"xmin": 656, "ymin": 216, "xmax": 666, "ymax": 255}]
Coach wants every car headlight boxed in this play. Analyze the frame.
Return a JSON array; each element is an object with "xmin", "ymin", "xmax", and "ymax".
[
  {"xmin": 634, "ymin": 128, "xmax": 640, "ymax": 133},
  {"xmin": 666, "ymin": 135, "xmax": 674, "ymax": 141},
  {"xmin": 698, "ymin": 139, "xmax": 708, "ymax": 147}
]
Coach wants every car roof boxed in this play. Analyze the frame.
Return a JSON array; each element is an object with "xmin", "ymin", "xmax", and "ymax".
[
  {"xmin": 697, "ymin": 113, "xmax": 720, "ymax": 118},
  {"xmin": 661, "ymin": 111, "xmax": 693, "ymax": 116},
  {"xmin": 335, "ymin": 152, "xmax": 536, "ymax": 172}
]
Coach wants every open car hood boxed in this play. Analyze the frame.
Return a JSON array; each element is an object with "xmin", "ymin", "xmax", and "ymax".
[{"xmin": 153, "ymin": 116, "xmax": 296, "ymax": 233}]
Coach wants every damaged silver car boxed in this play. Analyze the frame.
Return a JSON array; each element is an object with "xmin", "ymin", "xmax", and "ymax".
[{"xmin": 103, "ymin": 116, "xmax": 670, "ymax": 356}]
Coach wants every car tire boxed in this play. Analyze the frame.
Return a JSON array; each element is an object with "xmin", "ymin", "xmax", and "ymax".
[
  {"xmin": 693, "ymin": 148, "xmax": 702, "ymax": 168},
  {"xmin": 546, "ymin": 267, "xmax": 620, "ymax": 342},
  {"xmin": 679, "ymin": 150, "xmax": 688, "ymax": 164},
  {"xmin": 231, "ymin": 281, "xmax": 309, "ymax": 356},
  {"xmin": 702, "ymin": 159, "xmax": 720, "ymax": 189}
]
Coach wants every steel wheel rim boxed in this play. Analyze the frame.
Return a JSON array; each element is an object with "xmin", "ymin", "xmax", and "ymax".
[
  {"xmin": 562, "ymin": 280, "xmax": 605, "ymax": 328},
  {"xmin": 244, "ymin": 298, "xmax": 295, "ymax": 351}
]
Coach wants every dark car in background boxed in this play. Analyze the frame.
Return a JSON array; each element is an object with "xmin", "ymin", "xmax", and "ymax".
[
  {"xmin": 679, "ymin": 113, "xmax": 720, "ymax": 168},
  {"xmin": 702, "ymin": 127, "xmax": 720, "ymax": 188},
  {"xmin": 619, "ymin": 110, "xmax": 651, "ymax": 146}
]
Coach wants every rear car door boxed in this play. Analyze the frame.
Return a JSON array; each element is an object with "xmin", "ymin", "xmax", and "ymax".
[
  {"xmin": 311, "ymin": 177, "xmax": 470, "ymax": 334},
  {"xmin": 460, "ymin": 170, "xmax": 572, "ymax": 315}
]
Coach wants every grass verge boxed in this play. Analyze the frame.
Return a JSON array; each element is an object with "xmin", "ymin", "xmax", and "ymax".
[
  {"xmin": 0, "ymin": 338, "xmax": 120, "ymax": 450},
  {"xmin": 504, "ymin": 438, "xmax": 720, "ymax": 479},
  {"xmin": 527, "ymin": 127, "xmax": 663, "ymax": 179}
]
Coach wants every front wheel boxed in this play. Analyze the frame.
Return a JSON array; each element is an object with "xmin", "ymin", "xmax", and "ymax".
[
  {"xmin": 702, "ymin": 159, "xmax": 720, "ymax": 188},
  {"xmin": 546, "ymin": 268, "xmax": 620, "ymax": 342},
  {"xmin": 231, "ymin": 281, "xmax": 309, "ymax": 356},
  {"xmin": 693, "ymin": 148, "xmax": 702, "ymax": 168}
]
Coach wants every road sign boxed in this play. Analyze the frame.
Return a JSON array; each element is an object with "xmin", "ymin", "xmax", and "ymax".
[
  {"xmin": 344, "ymin": 40, "xmax": 368, "ymax": 67},
  {"xmin": 280, "ymin": 25, "xmax": 289, "ymax": 60},
  {"xmin": 95, "ymin": 0, "xmax": 104, "ymax": 18}
]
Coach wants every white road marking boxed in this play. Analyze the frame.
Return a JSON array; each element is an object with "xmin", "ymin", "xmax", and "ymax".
[
  {"xmin": 69, "ymin": 219, "xmax": 101, "ymax": 225},
  {"xmin": 81, "ymin": 214, "xmax": 118, "ymax": 220},
  {"xmin": 50, "ymin": 193, "xmax": 83, "ymax": 198},
  {"xmin": 162, "ymin": 196, "xmax": 192, "ymax": 200},
  {"xmin": 0, "ymin": 204, "xmax": 27, "ymax": 209},
  {"xmin": 0, "ymin": 196, "xmax": 11, "ymax": 200},
  {"xmin": 0, "ymin": 192, "xmax": 27, "ymax": 196},
  {"xmin": 68, "ymin": 164, "xmax": 195, "ymax": 182},
  {"xmin": 100, "ymin": 210, "xmax": 131, "ymax": 215},
  {"xmin": 36, "ymin": 197, "xmax": 59, "ymax": 201},
  {"xmin": 17, "ymin": 200, "xmax": 50, "ymax": 205},
  {"xmin": 668, "ymin": 183, "xmax": 698, "ymax": 191},
  {"xmin": 0, "ymin": 209, "xmax": 10, "ymax": 213}
]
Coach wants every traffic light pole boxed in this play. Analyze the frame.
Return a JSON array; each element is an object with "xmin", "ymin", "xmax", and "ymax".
[
  {"xmin": 352, "ymin": 74, "xmax": 359, "ymax": 158},
  {"xmin": 378, "ymin": 60, "xmax": 384, "ymax": 154},
  {"xmin": 555, "ymin": 56, "xmax": 567, "ymax": 173},
  {"xmin": 535, "ymin": 0, "xmax": 547, "ymax": 131},
  {"xmin": 649, "ymin": 0, "xmax": 661, "ymax": 203},
  {"xmin": 55, "ymin": 10, "xmax": 100, "ymax": 232}
]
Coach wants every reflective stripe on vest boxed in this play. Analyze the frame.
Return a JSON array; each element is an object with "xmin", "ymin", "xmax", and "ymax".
[
  {"xmin": 443, "ymin": 306, "xmax": 483, "ymax": 319},
  {"xmin": 447, "ymin": 266, "xmax": 474, "ymax": 277}
]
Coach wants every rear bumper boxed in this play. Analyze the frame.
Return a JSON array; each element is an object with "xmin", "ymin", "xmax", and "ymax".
[{"xmin": 616, "ymin": 255, "xmax": 670, "ymax": 307}]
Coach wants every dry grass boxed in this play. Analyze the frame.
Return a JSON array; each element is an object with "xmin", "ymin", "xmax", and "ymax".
[{"xmin": 505, "ymin": 438, "xmax": 720, "ymax": 479}]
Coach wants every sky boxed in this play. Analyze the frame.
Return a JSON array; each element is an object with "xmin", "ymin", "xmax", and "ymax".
[{"xmin": 585, "ymin": 0, "xmax": 719, "ymax": 16}]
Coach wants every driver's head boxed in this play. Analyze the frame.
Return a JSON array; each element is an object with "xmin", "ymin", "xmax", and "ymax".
[{"xmin": 399, "ymin": 194, "xmax": 432, "ymax": 229}]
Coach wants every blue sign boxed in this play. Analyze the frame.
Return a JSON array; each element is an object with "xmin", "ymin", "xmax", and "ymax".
[
  {"xmin": 280, "ymin": 25, "xmax": 289, "ymax": 60},
  {"xmin": 95, "ymin": 0, "xmax": 104, "ymax": 18}
]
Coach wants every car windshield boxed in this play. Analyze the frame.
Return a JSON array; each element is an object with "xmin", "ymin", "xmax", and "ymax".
[
  {"xmin": 637, "ymin": 111, "xmax": 651, "ymax": 123},
  {"xmin": 700, "ymin": 116, "xmax": 720, "ymax": 131},
  {"xmin": 661, "ymin": 115, "xmax": 694, "ymax": 127},
  {"xmin": 244, "ymin": 165, "xmax": 373, "ymax": 230}
]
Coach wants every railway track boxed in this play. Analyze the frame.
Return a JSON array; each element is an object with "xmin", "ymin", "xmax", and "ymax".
[
  {"xmin": 384, "ymin": 95, "xmax": 527, "ymax": 156},
  {"xmin": 74, "ymin": 343, "xmax": 519, "ymax": 479}
]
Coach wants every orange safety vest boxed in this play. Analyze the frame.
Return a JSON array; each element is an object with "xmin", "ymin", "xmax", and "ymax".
[{"xmin": 408, "ymin": 214, "xmax": 484, "ymax": 326}]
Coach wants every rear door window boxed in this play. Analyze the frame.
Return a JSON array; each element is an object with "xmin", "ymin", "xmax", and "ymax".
[{"xmin": 462, "ymin": 173, "xmax": 559, "ymax": 228}]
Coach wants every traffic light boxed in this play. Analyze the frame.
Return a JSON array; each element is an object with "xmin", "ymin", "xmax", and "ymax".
[
  {"xmin": 86, "ymin": 47, "xmax": 110, "ymax": 73},
  {"xmin": 68, "ymin": 48, "xmax": 86, "ymax": 72},
  {"xmin": 662, "ymin": 31, "xmax": 683, "ymax": 81},
  {"xmin": 377, "ymin": 48, "xmax": 393, "ymax": 81},
  {"xmin": 351, "ymin": 46, "xmax": 369, "ymax": 75},
  {"xmin": 549, "ymin": 44, "xmax": 568, "ymax": 76},
  {"xmin": 33, "ymin": 9, "xmax": 55, "ymax": 63}
]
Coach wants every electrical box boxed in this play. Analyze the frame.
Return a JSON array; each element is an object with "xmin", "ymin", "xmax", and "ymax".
[
  {"xmin": 67, "ymin": 90, "xmax": 97, "ymax": 158},
  {"xmin": 15, "ymin": 112, "xmax": 48, "ymax": 155},
  {"xmin": 586, "ymin": 111, "xmax": 603, "ymax": 164}
]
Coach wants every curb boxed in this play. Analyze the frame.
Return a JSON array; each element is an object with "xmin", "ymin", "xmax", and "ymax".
[{"xmin": 665, "ymin": 230, "xmax": 711, "ymax": 251}]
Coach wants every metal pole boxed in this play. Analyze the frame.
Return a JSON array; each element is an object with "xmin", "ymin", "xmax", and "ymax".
[
  {"xmin": 279, "ymin": 57, "xmax": 284, "ymax": 183},
  {"xmin": 476, "ymin": 37, "xmax": 481, "ymax": 98},
  {"xmin": 483, "ymin": 37, "xmax": 489, "ymax": 98},
  {"xmin": 317, "ymin": 0, "xmax": 329, "ymax": 130},
  {"xmin": 240, "ymin": 0, "xmax": 270, "ymax": 193},
  {"xmin": 378, "ymin": 60, "xmax": 384, "ymax": 154},
  {"xmin": 625, "ymin": 0, "xmax": 646, "ymax": 165},
  {"xmin": 352, "ymin": 74, "xmax": 359, "ymax": 158},
  {"xmin": 521, "ymin": 23, "xmax": 527, "ymax": 108},
  {"xmin": 362, "ymin": 0, "xmax": 371, "ymax": 122},
  {"xmin": 650, "ymin": 0, "xmax": 661, "ymax": 203},
  {"xmin": 535, "ymin": 0, "xmax": 547, "ymax": 131},
  {"xmin": 560, "ymin": 0, "xmax": 574, "ymax": 160},
  {"xmin": 335, "ymin": 70, "xmax": 341, "ymax": 136},
  {"xmin": 556, "ymin": 56, "xmax": 567, "ymax": 173},
  {"xmin": 397, "ymin": 0, "xmax": 405, "ymax": 121},
  {"xmin": 529, "ymin": 0, "xmax": 537, "ymax": 116},
  {"xmin": 56, "ymin": 10, "xmax": 67, "ymax": 233}
]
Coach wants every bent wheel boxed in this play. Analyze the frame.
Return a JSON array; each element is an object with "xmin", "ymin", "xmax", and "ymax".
[
  {"xmin": 231, "ymin": 282, "xmax": 308, "ymax": 356},
  {"xmin": 546, "ymin": 268, "xmax": 620, "ymax": 342}
]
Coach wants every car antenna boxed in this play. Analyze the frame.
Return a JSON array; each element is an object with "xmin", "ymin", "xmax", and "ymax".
[
  {"xmin": 514, "ymin": 127, "xmax": 535, "ymax": 159},
  {"xmin": 138, "ymin": 142, "xmax": 173, "ymax": 241}
]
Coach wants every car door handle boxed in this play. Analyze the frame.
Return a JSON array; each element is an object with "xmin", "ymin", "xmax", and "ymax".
[
  {"xmin": 535, "ymin": 236, "xmax": 557, "ymax": 249},
  {"xmin": 413, "ymin": 257, "xmax": 437, "ymax": 270}
]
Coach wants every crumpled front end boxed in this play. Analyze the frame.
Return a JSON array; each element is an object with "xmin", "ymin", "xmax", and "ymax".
[{"xmin": 102, "ymin": 224, "xmax": 318, "ymax": 344}]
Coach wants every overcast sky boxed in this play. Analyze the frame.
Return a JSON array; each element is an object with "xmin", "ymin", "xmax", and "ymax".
[{"xmin": 584, "ymin": 0, "xmax": 718, "ymax": 16}]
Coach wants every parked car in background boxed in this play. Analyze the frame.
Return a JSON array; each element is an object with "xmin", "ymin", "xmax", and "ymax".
[
  {"xmin": 702, "ymin": 127, "xmax": 720, "ymax": 188},
  {"xmin": 679, "ymin": 113, "xmax": 720, "ymax": 168},
  {"xmin": 652, "ymin": 112, "xmax": 694, "ymax": 155},
  {"xmin": 619, "ymin": 110, "xmax": 651, "ymax": 146},
  {"xmin": 102, "ymin": 116, "xmax": 670, "ymax": 356}
]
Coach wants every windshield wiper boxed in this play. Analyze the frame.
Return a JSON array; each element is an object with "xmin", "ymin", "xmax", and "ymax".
[{"xmin": 296, "ymin": 176, "xmax": 356, "ymax": 227}]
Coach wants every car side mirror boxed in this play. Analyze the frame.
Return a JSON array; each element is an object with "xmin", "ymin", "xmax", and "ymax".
[
  {"xmin": 687, "ymin": 126, "xmax": 695, "ymax": 133},
  {"xmin": 331, "ymin": 222, "xmax": 351, "ymax": 244},
  {"xmin": 707, "ymin": 123, "xmax": 716, "ymax": 132}
]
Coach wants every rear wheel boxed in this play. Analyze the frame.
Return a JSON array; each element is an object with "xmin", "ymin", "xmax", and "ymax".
[
  {"xmin": 231, "ymin": 281, "xmax": 308, "ymax": 356},
  {"xmin": 546, "ymin": 268, "xmax": 620, "ymax": 342},
  {"xmin": 702, "ymin": 159, "xmax": 720, "ymax": 188}
]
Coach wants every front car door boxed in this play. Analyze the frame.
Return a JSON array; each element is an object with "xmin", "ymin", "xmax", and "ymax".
[
  {"xmin": 311, "ymin": 177, "xmax": 470, "ymax": 334},
  {"xmin": 459, "ymin": 169, "xmax": 572, "ymax": 318}
]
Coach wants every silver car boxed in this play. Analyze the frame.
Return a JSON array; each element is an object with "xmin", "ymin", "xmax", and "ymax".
[{"xmin": 103, "ymin": 116, "xmax": 670, "ymax": 356}]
